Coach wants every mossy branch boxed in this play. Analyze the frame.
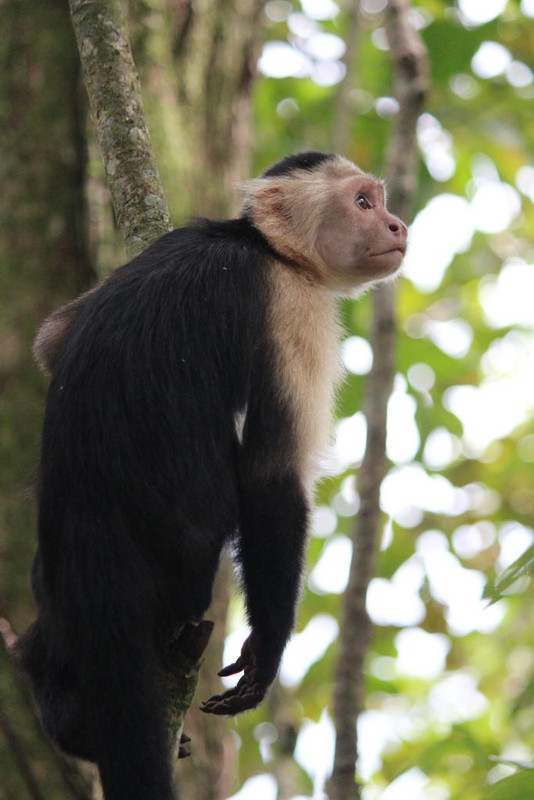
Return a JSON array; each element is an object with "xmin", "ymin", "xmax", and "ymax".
[
  {"xmin": 160, "ymin": 622, "xmax": 215, "ymax": 752},
  {"xmin": 68, "ymin": 0, "xmax": 172, "ymax": 257}
]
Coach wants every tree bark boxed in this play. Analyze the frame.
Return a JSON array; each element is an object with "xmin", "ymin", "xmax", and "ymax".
[
  {"xmin": 174, "ymin": 558, "xmax": 235, "ymax": 800},
  {"xmin": 0, "ymin": 0, "xmax": 94, "ymax": 794},
  {"xmin": 329, "ymin": 3, "xmax": 429, "ymax": 799},
  {"xmin": 68, "ymin": 0, "xmax": 173, "ymax": 257}
]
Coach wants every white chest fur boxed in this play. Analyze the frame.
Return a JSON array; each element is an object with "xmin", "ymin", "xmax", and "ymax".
[{"xmin": 268, "ymin": 262, "xmax": 343, "ymax": 490}]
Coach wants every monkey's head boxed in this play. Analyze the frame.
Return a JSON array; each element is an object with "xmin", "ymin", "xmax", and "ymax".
[{"xmin": 244, "ymin": 151, "xmax": 407, "ymax": 294}]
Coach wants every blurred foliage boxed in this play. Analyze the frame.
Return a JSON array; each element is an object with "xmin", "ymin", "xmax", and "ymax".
[
  {"xmin": 486, "ymin": 768, "xmax": 534, "ymax": 799},
  {"xmin": 2, "ymin": 0, "xmax": 534, "ymax": 798},
  {"xmin": 226, "ymin": 1, "xmax": 534, "ymax": 798}
]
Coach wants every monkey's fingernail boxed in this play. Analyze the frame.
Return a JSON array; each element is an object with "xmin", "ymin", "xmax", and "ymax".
[
  {"xmin": 180, "ymin": 733, "xmax": 191, "ymax": 744},
  {"xmin": 178, "ymin": 746, "xmax": 191, "ymax": 758}
]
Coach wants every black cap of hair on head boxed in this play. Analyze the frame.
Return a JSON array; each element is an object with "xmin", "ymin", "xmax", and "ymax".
[{"xmin": 262, "ymin": 151, "xmax": 336, "ymax": 179}]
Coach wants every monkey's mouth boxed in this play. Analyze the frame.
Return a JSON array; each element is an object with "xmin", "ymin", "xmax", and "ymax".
[{"xmin": 371, "ymin": 247, "xmax": 406, "ymax": 257}]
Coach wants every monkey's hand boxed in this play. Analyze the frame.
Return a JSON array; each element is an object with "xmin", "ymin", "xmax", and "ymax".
[{"xmin": 200, "ymin": 632, "xmax": 277, "ymax": 716}]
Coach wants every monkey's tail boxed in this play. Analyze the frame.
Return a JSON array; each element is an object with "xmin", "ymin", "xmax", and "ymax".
[{"xmin": 58, "ymin": 514, "xmax": 177, "ymax": 800}]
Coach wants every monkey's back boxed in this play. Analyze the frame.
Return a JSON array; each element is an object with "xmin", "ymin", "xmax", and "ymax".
[{"xmin": 37, "ymin": 220, "xmax": 273, "ymax": 595}]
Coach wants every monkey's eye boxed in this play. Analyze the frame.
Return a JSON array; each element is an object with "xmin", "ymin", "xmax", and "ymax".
[{"xmin": 356, "ymin": 194, "xmax": 372, "ymax": 210}]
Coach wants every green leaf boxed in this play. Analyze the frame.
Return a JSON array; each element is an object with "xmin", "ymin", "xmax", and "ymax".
[
  {"xmin": 486, "ymin": 770, "xmax": 534, "ymax": 800},
  {"xmin": 484, "ymin": 545, "xmax": 534, "ymax": 602}
]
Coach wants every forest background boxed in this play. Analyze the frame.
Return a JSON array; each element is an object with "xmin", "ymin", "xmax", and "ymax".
[{"xmin": 1, "ymin": 1, "xmax": 533, "ymax": 799}]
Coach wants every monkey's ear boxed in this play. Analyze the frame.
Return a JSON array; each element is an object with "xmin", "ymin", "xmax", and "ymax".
[{"xmin": 253, "ymin": 183, "xmax": 288, "ymax": 219}]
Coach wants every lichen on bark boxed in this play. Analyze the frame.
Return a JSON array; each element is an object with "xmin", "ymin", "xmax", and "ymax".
[{"xmin": 69, "ymin": 0, "xmax": 172, "ymax": 257}]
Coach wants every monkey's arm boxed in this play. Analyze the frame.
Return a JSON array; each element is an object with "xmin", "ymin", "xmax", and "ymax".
[
  {"xmin": 201, "ymin": 380, "xmax": 309, "ymax": 715},
  {"xmin": 33, "ymin": 287, "xmax": 97, "ymax": 376}
]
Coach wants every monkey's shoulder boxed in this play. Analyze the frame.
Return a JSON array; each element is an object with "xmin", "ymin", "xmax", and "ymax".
[
  {"xmin": 49, "ymin": 219, "xmax": 276, "ymax": 379},
  {"xmin": 74, "ymin": 219, "xmax": 269, "ymax": 318}
]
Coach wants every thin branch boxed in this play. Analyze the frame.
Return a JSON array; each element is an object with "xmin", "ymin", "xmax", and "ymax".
[
  {"xmin": 68, "ymin": 0, "xmax": 172, "ymax": 257},
  {"xmin": 383, "ymin": 0, "xmax": 429, "ymax": 219},
  {"xmin": 331, "ymin": 0, "xmax": 362, "ymax": 155},
  {"xmin": 329, "ymin": 2, "xmax": 429, "ymax": 799}
]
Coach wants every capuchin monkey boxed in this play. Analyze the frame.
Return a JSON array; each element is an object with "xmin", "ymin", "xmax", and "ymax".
[{"xmin": 17, "ymin": 152, "xmax": 406, "ymax": 800}]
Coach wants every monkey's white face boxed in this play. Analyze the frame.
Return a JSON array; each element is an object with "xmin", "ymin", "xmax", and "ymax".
[
  {"xmin": 316, "ymin": 173, "xmax": 407, "ymax": 292},
  {"xmin": 246, "ymin": 156, "xmax": 407, "ymax": 294}
]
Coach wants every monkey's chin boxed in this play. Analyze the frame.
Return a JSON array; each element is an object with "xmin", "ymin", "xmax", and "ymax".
[
  {"xmin": 385, "ymin": 260, "xmax": 404, "ymax": 277},
  {"xmin": 370, "ymin": 250, "xmax": 405, "ymax": 277}
]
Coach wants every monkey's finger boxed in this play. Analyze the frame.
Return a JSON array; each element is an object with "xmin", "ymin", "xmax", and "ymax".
[
  {"xmin": 201, "ymin": 684, "xmax": 243, "ymax": 705},
  {"xmin": 200, "ymin": 691, "xmax": 248, "ymax": 712},
  {"xmin": 201, "ymin": 690, "xmax": 264, "ymax": 716},
  {"xmin": 218, "ymin": 656, "xmax": 247, "ymax": 677},
  {"xmin": 201, "ymin": 673, "xmax": 257, "ymax": 707},
  {"xmin": 200, "ymin": 683, "xmax": 265, "ymax": 715}
]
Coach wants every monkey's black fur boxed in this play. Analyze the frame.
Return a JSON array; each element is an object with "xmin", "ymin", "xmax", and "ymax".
[
  {"xmin": 262, "ymin": 150, "xmax": 335, "ymax": 178},
  {"xmin": 17, "ymin": 212, "xmax": 310, "ymax": 799}
]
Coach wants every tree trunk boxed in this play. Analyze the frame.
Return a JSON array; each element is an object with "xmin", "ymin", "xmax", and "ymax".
[
  {"xmin": 0, "ymin": 0, "xmax": 94, "ymax": 796},
  {"xmin": 329, "ymin": 2, "xmax": 429, "ymax": 799}
]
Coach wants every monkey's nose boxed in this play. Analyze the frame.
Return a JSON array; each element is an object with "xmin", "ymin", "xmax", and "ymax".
[{"xmin": 388, "ymin": 218, "xmax": 407, "ymax": 236}]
